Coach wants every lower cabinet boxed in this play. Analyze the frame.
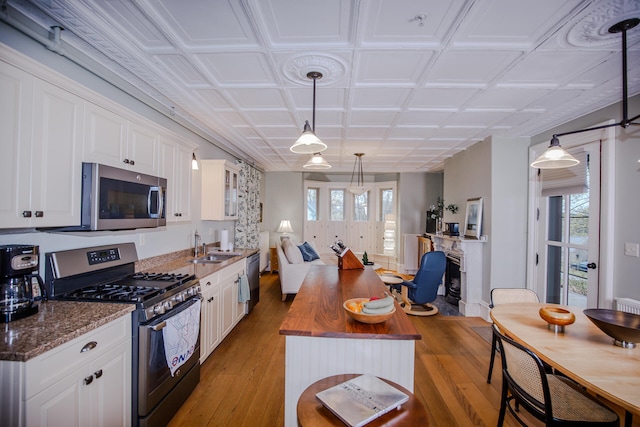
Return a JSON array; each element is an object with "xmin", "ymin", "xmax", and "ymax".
[
  {"xmin": 199, "ymin": 271, "xmax": 221, "ymax": 364},
  {"xmin": 200, "ymin": 260, "xmax": 247, "ymax": 363},
  {"xmin": 0, "ymin": 314, "xmax": 132, "ymax": 427}
]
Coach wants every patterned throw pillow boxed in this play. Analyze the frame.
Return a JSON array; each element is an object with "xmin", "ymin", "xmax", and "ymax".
[{"xmin": 298, "ymin": 241, "xmax": 320, "ymax": 262}]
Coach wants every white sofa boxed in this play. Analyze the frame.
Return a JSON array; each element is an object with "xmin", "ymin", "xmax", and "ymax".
[{"xmin": 276, "ymin": 239, "xmax": 324, "ymax": 301}]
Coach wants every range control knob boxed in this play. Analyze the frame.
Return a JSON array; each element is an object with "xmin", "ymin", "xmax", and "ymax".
[
  {"xmin": 163, "ymin": 301, "xmax": 173, "ymax": 311},
  {"xmin": 153, "ymin": 304, "xmax": 165, "ymax": 315},
  {"xmin": 173, "ymin": 293, "xmax": 184, "ymax": 303}
]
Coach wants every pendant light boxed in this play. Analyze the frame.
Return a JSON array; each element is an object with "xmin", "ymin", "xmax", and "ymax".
[
  {"xmin": 290, "ymin": 72, "xmax": 327, "ymax": 154},
  {"xmin": 531, "ymin": 18, "xmax": 640, "ymax": 169},
  {"xmin": 303, "ymin": 153, "xmax": 331, "ymax": 170},
  {"xmin": 347, "ymin": 153, "xmax": 370, "ymax": 196}
]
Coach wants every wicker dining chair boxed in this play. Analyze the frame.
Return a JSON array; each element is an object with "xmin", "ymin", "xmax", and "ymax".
[
  {"xmin": 493, "ymin": 325, "xmax": 619, "ymax": 427},
  {"xmin": 487, "ymin": 288, "xmax": 539, "ymax": 383}
]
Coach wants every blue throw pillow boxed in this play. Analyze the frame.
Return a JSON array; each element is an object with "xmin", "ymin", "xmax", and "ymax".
[{"xmin": 298, "ymin": 242, "xmax": 320, "ymax": 262}]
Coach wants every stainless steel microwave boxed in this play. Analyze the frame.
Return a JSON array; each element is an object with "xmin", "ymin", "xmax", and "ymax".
[{"xmin": 74, "ymin": 162, "xmax": 166, "ymax": 231}]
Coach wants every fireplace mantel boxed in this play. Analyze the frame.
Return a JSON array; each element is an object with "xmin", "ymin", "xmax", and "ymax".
[{"xmin": 426, "ymin": 233, "xmax": 487, "ymax": 316}]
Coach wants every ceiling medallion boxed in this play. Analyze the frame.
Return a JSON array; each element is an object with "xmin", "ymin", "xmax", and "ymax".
[
  {"xmin": 282, "ymin": 52, "xmax": 346, "ymax": 86},
  {"xmin": 565, "ymin": 0, "xmax": 640, "ymax": 47}
]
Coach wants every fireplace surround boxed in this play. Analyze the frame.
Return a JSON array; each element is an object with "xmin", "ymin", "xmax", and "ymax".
[{"xmin": 426, "ymin": 233, "xmax": 487, "ymax": 316}]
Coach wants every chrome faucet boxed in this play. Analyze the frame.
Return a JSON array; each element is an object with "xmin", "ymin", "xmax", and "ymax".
[{"xmin": 194, "ymin": 230, "xmax": 201, "ymax": 257}]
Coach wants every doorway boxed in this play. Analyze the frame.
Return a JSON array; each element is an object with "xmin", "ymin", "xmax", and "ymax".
[{"xmin": 527, "ymin": 124, "xmax": 616, "ymax": 308}]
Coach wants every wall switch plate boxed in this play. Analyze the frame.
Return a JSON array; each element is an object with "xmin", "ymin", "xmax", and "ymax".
[
  {"xmin": 624, "ymin": 243, "xmax": 639, "ymax": 257},
  {"xmin": 139, "ymin": 234, "xmax": 145, "ymax": 246}
]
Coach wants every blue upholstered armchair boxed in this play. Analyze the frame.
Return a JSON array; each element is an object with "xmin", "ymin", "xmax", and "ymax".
[{"xmin": 396, "ymin": 251, "xmax": 446, "ymax": 316}]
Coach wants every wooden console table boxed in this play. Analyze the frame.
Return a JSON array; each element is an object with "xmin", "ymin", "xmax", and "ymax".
[
  {"xmin": 279, "ymin": 265, "xmax": 421, "ymax": 427},
  {"xmin": 417, "ymin": 235, "xmax": 433, "ymax": 267}
]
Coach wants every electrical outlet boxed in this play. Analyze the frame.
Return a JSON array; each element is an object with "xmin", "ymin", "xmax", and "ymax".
[
  {"xmin": 139, "ymin": 234, "xmax": 145, "ymax": 246},
  {"xmin": 624, "ymin": 243, "xmax": 639, "ymax": 257}
]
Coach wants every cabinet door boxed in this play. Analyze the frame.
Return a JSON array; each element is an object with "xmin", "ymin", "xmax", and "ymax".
[
  {"xmin": 0, "ymin": 61, "xmax": 33, "ymax": 228},
  {"xmin": 173, "ymin": 144, "xmax": 193, "ymax": 222},
  {"xmin": 25, "ymin": 371, "xmax": 88, "ymax": 427},
  {"xmin": 224, "ymin": 167, "xmax": 238, "ymax": 219},
  {"xmin": 83, "ymin": 102, "xmax": 127, "ymax": 169},
  {"xmin": 219, "ymin": 262, "xmax": 244, "ymax": 338},
  {"xmin": 200, "ymin": 275, "xmax": 221, "ymax": 363},
  {"xmin": 30, "ymin": 79, "xmax": 83, "ymax": 227},
  {"xmin": 127, "ymin": 122, "xmax": 158, "ymax": 175},
  {"xmin": 88, "ymin": 340, "xmax": 131, "ymax": 427}
]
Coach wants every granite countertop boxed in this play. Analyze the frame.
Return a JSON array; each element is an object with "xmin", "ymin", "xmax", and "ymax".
[
  {"xmin": 1, "ymin": 301, "xmax": 135, "ymax": 362},
  {"xmin": 1, "ymin": 247, "xmax": 259, "ymax": 363}
]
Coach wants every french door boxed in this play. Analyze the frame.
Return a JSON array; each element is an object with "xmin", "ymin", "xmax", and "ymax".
[{"xmin": 533, "ymin": 140, "xmax": 601, "ymax": 307}]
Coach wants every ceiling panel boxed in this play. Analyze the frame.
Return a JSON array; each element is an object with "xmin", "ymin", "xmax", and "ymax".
[{"xmin": 11, "ymin": 0, "xmax": 640, "ymax": 173}]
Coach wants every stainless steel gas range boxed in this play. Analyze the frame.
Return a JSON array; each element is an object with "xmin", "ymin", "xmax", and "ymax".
[{"xmin": 44, "ymin": 243, "xmax": 201, "ymax": 427}]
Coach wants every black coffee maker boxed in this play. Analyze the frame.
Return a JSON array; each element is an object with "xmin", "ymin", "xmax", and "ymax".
[{"xmin": 0, "ymin": 245, "xmax": 47, "ymax": 323}]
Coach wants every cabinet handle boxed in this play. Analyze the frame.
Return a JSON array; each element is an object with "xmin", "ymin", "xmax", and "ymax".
[
  {"xmin": 35, "ymin": 211, "xmax": 44, "ymax": 218},
  {"xmin": 80, "ymin": 341, "xmax": 98, "ymax": 353},
  {"xmin": 94, "ymin": 369, "xmax": 103, "ymax": 379},
  {"xmin": 123, "ymin": 159, "xmax": 130, "ymax": 164},
  {"xmin": 22, "ymin": 211, "xmax": 32, "ymax": 218},
  {"xmin": 84, "ymin": 375, "xmax": 93, "ymax": 385},
  {"xmin": 130, "ymin": 160, "xmax": 135, "ymax": 165},
  {"xmin": 207, "ymin": 296, "xmax": 215, "ymax": 303},
  {"xmin": 205, "ymin": 281, "xmax": 211, "ymax": 287}
]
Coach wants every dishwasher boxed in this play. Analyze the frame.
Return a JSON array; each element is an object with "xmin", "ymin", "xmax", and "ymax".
[{"xmin": 246, "ymin": 252, "xmax": 260, "ymax": 313}]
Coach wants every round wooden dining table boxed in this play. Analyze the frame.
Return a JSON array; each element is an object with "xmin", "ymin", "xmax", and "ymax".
[{"xmin": 490, "ymin": 302, "xmax": 640, "ymax": 424}]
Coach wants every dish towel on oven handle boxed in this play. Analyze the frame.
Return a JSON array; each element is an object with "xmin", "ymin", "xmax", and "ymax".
[
  {"xmin": 162, "ymin": 298, "xmax": 201, "ymax": 376},
  {"xmin": 238, "ymin": 274, "xmax": 250, "ymax": 303}
]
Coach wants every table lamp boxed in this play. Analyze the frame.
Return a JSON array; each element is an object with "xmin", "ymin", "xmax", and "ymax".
[{"xmin": 278, "ymin": 219, "xmax": 294, "ymax": 241}]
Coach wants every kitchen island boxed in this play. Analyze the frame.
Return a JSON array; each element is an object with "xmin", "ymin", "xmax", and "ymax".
[{"xmin": 279, "ymin": 265, "xmax": 421, "ymax": 427}]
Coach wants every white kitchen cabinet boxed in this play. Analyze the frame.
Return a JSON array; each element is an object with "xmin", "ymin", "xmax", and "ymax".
[
  {"xmin": 219, "ymin": 260, "xmax": 246, "ymax": 340},
  {"xmin": 83, "ymin": 102, "xmax": 158, "ymax": 175},
  {"xmin": 159, "ymin": 138, "xmax": 194, "ymax": 223},
  {"xmin": 0, "ymin": 315, "xmax": 132, "ymax": 427},
  {"xmin": 199, "ymin": 271, "xmax": 221, "ymax": 364},
  {"xmin": 201, "ymin": 160, "xmax": 240, "ymax": 220},
  {"xmin": 0, "ymin": 61, "xmax": 83, "ymax": 228}
]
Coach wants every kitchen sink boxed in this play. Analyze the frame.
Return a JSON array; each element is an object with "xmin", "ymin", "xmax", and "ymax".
[{"xmin": 190, "ymin": 253, "xmax": 240, "ymax": 264}]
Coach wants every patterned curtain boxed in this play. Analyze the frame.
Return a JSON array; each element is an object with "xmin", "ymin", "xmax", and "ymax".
[{"xmin": 234, "ymin": 161, "xmax": 261, "ymax": 249}]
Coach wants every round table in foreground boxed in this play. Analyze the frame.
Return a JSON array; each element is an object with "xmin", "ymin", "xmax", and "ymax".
[{"xmin": 297, "ymin": 374, "xmax": 428, "ymax": 426}]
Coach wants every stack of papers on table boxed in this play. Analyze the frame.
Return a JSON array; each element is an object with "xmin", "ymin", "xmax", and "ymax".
[{"xmin": 315, "ymin": 374, "xmax": 409, "ymax": 427}]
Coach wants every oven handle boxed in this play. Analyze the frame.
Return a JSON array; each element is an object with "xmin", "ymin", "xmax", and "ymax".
[
  {"xmin": 144, "ymin": 296, "xmax": 201, "ymax": 330},
  {"xmin": 148, "ymin": 321, "xmax": 166, "ymax": 331}
]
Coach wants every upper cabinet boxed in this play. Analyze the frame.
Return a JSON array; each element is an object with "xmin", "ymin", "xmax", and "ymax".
[
  {"xmin": 160, "ymin": 136, "xmax": 195, "ymax": 222},
  {"xmin": 0, "ymin": 61, "xmax": 83, "ymax": 228},
  {"xmin": 201, "ymin": 160, "xmax": 240, "ymax": 221},
  {"xmin": 83, "ymin": 103, "xmax": 158, "ymax": 175}
]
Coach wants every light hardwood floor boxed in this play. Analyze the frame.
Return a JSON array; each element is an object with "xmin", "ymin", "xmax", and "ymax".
[{"xmin": 168, "ymin": 272, "xmax": 632, "ymax": 427}]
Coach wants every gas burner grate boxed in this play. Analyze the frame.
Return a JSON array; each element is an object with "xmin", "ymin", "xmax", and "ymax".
[
  {"xmin": 130, "ymin": 272, "xmax": 194, "ymax": 283},
  {"xmin": 65, "ymin": 283, "xmax": 161, "ymax": 302}
]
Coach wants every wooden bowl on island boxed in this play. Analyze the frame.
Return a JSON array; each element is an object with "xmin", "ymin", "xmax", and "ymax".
[{"xmin": 343, "ymin": 298, "xmax": 396, "ymax": 324}]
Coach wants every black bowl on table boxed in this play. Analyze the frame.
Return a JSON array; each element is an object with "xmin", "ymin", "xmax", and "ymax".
[{"xmin": 583, "ymin": 309, "xmax": 640, "ymax": 348}]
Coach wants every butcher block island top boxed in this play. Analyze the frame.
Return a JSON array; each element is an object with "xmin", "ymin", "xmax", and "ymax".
[{"xmin": 279, "ymin": 265, "xmax": 421, "ymax": 340}]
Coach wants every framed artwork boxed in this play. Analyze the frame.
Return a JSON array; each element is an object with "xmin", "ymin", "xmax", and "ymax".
[{"xmin": 464, "ymin": 197, "xmax": 483, "ymax": 239}]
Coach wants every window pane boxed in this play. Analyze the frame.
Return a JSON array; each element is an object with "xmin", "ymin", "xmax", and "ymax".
[
  {"xmin": 354, "ymin": 191, "xmax": 369, "ymax": 221},
  {"xmin": 307, "ymin": 188, "xmax": 318, "ymax": 221},
  {"xmin": 569, "ymin": 192, "xmax": 589, "ymax": 245},
  {"xmin": 330, "ymin": 189, "xmax": 344, "ymax": 221},
  {"xmin": 380, "ymin": 188, "xmax": 393, "ymax": 221}
]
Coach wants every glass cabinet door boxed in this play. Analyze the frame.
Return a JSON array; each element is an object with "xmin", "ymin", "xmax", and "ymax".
[{"xmin": 224, "ymin": 168, "xmax": 238, "ymax": 218}]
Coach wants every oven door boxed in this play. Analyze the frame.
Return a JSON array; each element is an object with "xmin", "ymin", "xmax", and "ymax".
[{"xmin": 138, "ymin": 296, "xmax": 201, "ymax": 417}]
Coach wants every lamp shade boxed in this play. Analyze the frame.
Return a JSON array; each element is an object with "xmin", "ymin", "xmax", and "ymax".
[
  {"xmin": 277, "ymin": 219, "xmax": 294, "ymax": 234},
  {"xmin": 290, "ymin": 121, "xmax": 327, "ymax": 154},
  {"xmin": 303, "ymin": 153, "xmax": 331, "ymax": 170},
  {"xmin": 531, "ymin": 136, "xmax": 580, "ymax": 169}
]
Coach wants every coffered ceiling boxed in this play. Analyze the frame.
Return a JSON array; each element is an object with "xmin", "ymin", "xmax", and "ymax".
[{"xmin": 6, "ymin": 0, "xmax": 640, "ymax": 172}]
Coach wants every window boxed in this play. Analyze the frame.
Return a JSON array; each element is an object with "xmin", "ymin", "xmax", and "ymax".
[
  {"xmin": 353, "ymin": 191, "xmax": 369, "ymax": 221},
  {"xmin": 379, "ymin": 188, "xmax": 393, "ymax": 221},
  {"xmin": 330, "ymin": 189, "xmax": 344, "ymax": 221},
  {"xmin": 307, "ymin": 187, "xmax": 319, "ymax": 221}
]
